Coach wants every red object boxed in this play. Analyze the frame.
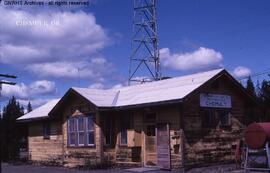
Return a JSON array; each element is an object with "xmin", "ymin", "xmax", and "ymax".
[{"xmin": 244, "ymin": 123, "xmax": 270, "ymax": 149}]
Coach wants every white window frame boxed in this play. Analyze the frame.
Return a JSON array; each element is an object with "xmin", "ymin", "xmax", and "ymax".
[
  {"xmin": 86, "ymin": 116, "xmax": 95, "ymax": 146},
  {"xmin": 68, "ymin": 118, "xmax": 76, "ymax": 147},
  {"xmin": 77, "ymin": 117, "xmax": 85, "ymax": 146}
]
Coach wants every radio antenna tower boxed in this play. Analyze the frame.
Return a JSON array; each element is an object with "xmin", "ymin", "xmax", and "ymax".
[{"xmin": 128, "ymin": 0, "xmax": 161, "ymax": 85}]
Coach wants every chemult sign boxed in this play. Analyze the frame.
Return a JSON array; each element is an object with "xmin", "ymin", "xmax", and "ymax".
[{"xmin": 200, "ymin": 93, "xmax": 232, "ymax": 108}]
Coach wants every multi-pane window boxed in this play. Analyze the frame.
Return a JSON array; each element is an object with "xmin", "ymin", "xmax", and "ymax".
[
  {"xmin": 202, "ymin": 109, "xmax": 231, "ymax": 128},
  {"xmin": 67, "ymin": 115, "xmax": 94, "ymax": 147}
]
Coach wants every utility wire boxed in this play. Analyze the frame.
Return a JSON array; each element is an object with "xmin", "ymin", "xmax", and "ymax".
[{"xmin": 238, "ymin": 68, "xmax": 270, "ymax": 81}]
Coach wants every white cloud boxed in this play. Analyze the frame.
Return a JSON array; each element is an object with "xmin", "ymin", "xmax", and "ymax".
[
  {"xmin": 29, "ymin": 80, "xmax": 56, "ymax": 95},
  {"xmin": 88, "ymin": 83, "xmax": 104, "ymax": 89},
  {"xmin": 0, "ymin": 7, "xmax": 113, "ymax": 81},
  {"xmin": 88, "ymin": 82, "xmax": 125, "ymax": 90},
  {"xmin": 26, "ymin": 58, "xmax": 113, "ymax": 81},
  {"xmin": 233, "ymin": 66, "xmax": 251, "ymax": 78},
  {"xmin": 0, "ymin": 44, "xmax": 48, "ymax": 64},
  {"xmin": 1, "ymin": 80, "xmax": 56, "ymax": 99},
  {"xmin": 1, "ymin": 83, "xmax": 29, "ymax": 99},
  {"xmin": 160, "ymin": 47, "xmax": 223, "ymax": 71},
  {"xmin": 111, "ymin": 84, "xmax": 123, "ymax": 89},
  {"xmin": 17, "ymin": 98, "xmax": 53, "ymax": 108}
]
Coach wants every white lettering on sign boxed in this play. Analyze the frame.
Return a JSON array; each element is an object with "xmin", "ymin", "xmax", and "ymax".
[{"xmin": 200, "ymin": 93, "xmax": 232, "ymax": 108}]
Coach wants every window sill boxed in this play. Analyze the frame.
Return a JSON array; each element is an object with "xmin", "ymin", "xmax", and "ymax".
[{"xmin": 67, "ymin": 145, "xmax": 96, "ymax": 148}]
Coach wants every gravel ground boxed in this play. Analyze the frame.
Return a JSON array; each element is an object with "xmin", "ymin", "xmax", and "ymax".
[
  {"xmin": 1, "ymin": 163, "xmax": 179, "ymax": 173},
  {"xmin": 1, "ymin": 163, "xmax": 267, "ymax": 173}
]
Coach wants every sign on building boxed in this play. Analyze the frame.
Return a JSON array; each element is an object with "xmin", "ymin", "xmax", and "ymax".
[{"xmin": 200, "ymin": 93, "xmax": 231, "ymax": 108}]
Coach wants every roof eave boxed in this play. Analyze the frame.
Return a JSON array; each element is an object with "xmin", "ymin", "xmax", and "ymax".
[
  {"xmin": 98, "ymin": 98, "xmax": 183, "ymax": 111},
  {"xmin": 16, "ymin": 116, "xmax": 49, "ymax": 123}
]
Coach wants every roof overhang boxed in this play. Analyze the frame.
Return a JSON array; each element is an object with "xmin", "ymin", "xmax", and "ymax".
[
  {"xmin": 98, "ymin": 98, "xmax": 184, "ymax": 111},
  {"xmin": 183, "ymin": 69, "xmax": 258, "ymax": 105},
  {"xmin": 17, "ymin": 116, "xmax": 49, "ymax": 123}
]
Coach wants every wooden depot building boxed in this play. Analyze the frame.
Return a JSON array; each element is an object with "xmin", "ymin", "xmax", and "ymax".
[{"xmin": 17, "ymin": 69, "xmax": 256, "ymax": 170}]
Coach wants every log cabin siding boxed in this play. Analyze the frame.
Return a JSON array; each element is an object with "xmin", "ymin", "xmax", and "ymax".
[
  {"xmin": 183, "ymin": 76, "xmax": 246, "ymax": 167},
  {"xmin": 28, "ymin": 121, "xmax": 63, "ymax": 163}
]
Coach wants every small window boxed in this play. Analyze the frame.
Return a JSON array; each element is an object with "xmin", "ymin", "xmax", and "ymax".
[
  {"xmin": 219, "ymin": 111, "xmax": 231, "ymax": 127},
  {"xmin": 104, "ymin": 116, "xmax": 113, "ymax": 145},
  {"xmin": 77, "ymin": 117, "xmax": 85, "ymax": 146},
  {"xmin": 202, "ymin": 109, "xmax": 217, "ymax": 127},
  {"xmin": 86, "ymin": 116, "xmax": 95, "ymax": 146},
  {"xmin": 120, "ymin": 115, "xmax": 131, "ymax": 146},
  {"xmin": 68, "ymin": 118, "xmax": 76, "ymax": 146},
  {"xmin": 43, "ymin": 122, "xmax": 50, "ymax": 140}
]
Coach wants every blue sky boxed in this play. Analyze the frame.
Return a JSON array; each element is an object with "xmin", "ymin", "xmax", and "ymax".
[{"xmin": 0, "ymin": 0, "xmax": 270, "ymax": 108}]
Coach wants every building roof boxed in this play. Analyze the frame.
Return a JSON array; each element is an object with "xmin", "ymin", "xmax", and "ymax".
[
  {"xmin": 17, "ymin": 69, "xmax": 226, "ymax": 121},
  {"xmin": 72, "ymin": 68, "xmax": 224, "ymax": 107},
  {"xmin": 17, "ymin": 99, "xmax": 60, "ymax": 121},
  {"xmin": 71, "ymin": 88, "xmax": 119, "ymax": 107}
]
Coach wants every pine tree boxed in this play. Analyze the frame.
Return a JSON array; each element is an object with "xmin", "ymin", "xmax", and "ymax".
[
  {"xmin": 244, "ymin": 77, "xmax": 257, "ymax": 124},
  {"xmin": 256, "ymin": 80, "xmax": 261, "ymax": 97},
  {"xmin": 246, "ymin": 76, "xmax": 256, "ymax": 97},
  {"xmin": 27, "ymin": 102, "xmax": 32, "ymax": 113},
  {"xmin": 258, "ymin": 79, "xmax": 270, "ymax": 121},
  {"xmin": 1, "ymin": 96, "xmax": 24, "ymax": 161}
]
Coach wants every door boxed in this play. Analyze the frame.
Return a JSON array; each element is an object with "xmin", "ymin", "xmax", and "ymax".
[
  {"xmin": 144, "ymin": 123, "xmax": 157, "ymax": 166},
  {"xmin": 157, "ymin": 123, "xmax": 171, "ymax": 169}
]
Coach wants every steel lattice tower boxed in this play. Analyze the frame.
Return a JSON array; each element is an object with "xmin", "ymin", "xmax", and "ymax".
[{"xmin": 128, "ymin": 0, "xmax": 161, "ymax": 85}]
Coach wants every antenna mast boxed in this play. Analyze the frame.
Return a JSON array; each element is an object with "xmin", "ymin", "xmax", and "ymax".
[{"xmin": 129, "ymin": 0, "xmax": 161, "ymax": 85}]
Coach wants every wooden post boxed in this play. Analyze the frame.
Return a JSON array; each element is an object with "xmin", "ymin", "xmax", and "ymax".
[
  {"xmin": 266, "ymin": 142, "xmax": 270, "ymax": 169},
  {"xmin": 179, "ymin": 104, "xmax": 185, "ymax": 169},
  {"xmin": 95, "ymin": 111, "xmax": 104, "ymax": 163},
  {"xmin": 0, "ymin": 117, "xmax": 2, "ymax": 173},
  {"xmin": 244, "ymin": 147, "xmax": 249, "ymax": 172}
]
